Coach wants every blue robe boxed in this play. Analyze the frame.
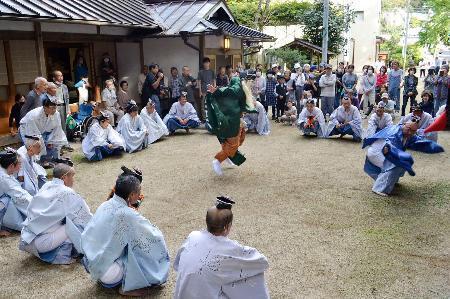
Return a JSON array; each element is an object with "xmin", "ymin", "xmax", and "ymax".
[
  {"xmin": 81, "ymin": 195, "xmax": 170, "ymax": 292},
  {"xmin": 362, "ymin": 125, "xmax": 444, "ymax": 194}
]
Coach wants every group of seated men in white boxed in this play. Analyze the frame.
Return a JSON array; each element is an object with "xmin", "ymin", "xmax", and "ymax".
[{"xmin": 0, "ymin": 151, "xmax": 270, "ymax": 297}]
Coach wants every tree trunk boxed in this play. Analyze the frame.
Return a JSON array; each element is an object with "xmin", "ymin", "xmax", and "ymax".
[
  {"xmin": 260, "ymin": 0, "xmax": 271, "ymax": 31},
  {"xmin": 254, "ymin": 0, "xmax": 263, "ymax": 29}
]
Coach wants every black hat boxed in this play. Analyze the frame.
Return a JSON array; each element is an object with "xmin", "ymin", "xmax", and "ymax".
[
  {"xmin": 24, "ymin": 135, "xmax": 40, "ymax": 141},
  {"xmin": 306, "ymin": 99, "xmax": 315, "ymax": 105},
  {"xmin": 412, "ymin": 102, "xmax": 423, "ymax": 112},
  {"xmin": 125, "ymin": 100, "xmax": 138, "ymax": 114},
  {"xmin": 42, "ymin": 95, "xmax": 57, "ymax": 107},
  {"xmin": 0, "ymin": 148, "xmax": 18, "ymax": 168},
  {"xmin": 276, "ymin": 75, "xmax": 284, "ymax": 80},
  {"xmin": 96, "ymin": 111, "xmax": 110, "ymax": 122},
  {"xmin": 215, "ymin": 196, "xmax": 235, "ymax": 210},
  {"xmin": 121, "ymin": 165, "xmax": 143, "ymax": 182}
]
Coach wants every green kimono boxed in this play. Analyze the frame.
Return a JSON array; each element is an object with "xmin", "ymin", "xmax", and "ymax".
[{"xmin": 206, "ymin": 77, "xmax": 255, "ymax": 166}]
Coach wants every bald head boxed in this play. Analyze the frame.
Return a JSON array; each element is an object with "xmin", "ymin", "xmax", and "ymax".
[{"xmin": 206, "ymin": 206, "xmax": 233, "ymax": 236}]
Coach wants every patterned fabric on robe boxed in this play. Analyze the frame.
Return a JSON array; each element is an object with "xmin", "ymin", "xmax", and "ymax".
[
  {"xmin": 174, "ymin": 230, "xmax": 270, "ymax": 299},
  {"xmin": 116, "ymin": 113, "xmax": 148, "ymax": 153},
  {"xmin": 140, "ymin": 107, "xmax": 169, "ymax": 144},
  {"xmin": 19, "ymin": 107, "xmax": 68, "ymax": 157},
  {"xmin": 297, "ymin": 107, "xmax": 326, "ymax": 137},
  {"xmin": 326, "ymin": 105, "xmax": 363, "ymax": 138},
  {"xmin": 362, "ymin": 125, "xmax": 444, "ymax": 194},
  {"xmin": 365, "ymin": 112, "xmax": 393, "ymax": 138},
  {"xmin": 243, "ymin": 101, "xmax": 270, "ymax": 135},
  {"xmin": 19, "ymin": 178, "xmax": 92, "ymax": 264},
  {"xmin": 399, "ymin": 112, "xmax": 437, "ymax": 141},
  {"xmin": 81, "ymin": 195, "xmax": 170, "ymax": 292},
  {"xmin": 0, "ymin": 167, "xmax": 32, "ymax": 231},
  {"xmin": 16, "ymin": 146, "xmax": 47, "ymax": 196},
  {"xmin": 82, "ymin": 121, "xmax": 125, "ymax": 160},
  {"xmin": 163, "ymin": 102, "xmax": 200, "ymax": 124}
]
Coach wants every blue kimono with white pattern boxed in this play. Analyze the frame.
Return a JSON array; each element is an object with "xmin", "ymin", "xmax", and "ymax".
[
  {"xmin": 81, "ymin": 195, "xmax": 170, "ymax": 292},
  {"xmin": 265, "ymin": 78, "xmax": 277, "ymax": 106}
]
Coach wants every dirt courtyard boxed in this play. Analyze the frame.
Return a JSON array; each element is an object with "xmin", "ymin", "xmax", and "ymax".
[{"xmin": 1, "ymin": 122, "xmax": 449, "ymax": 298}]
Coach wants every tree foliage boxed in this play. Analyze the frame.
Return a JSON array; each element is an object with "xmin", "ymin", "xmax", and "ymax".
[
  {"xmin": 266, "ymin": 48, "xmax": 308, "ymax": 68},
  {"xmin": 418, "ymin": 0, "xmax": 450, "ymax": 47},
  {"xmin": 301, "ymin": 1, "xmax": 355, "ymax": 54}
]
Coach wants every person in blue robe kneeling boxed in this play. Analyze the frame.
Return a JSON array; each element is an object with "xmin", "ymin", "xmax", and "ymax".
[
  {"xmin": 81, "ymin": 167, "xmax": 170, "ymax": 297},
  {"xmin": 363, "ymin": 118, "xmax": 444, "ymax": 197}
]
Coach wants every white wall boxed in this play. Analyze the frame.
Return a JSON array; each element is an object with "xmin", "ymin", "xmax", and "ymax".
[
  {"xmin": 143, "ymin": 37, "xmax": 200, "ymax": 76},
  {"xmin": 116, "ymin": 42, "xmax": 141, "ymax": 104},
  {"xmin": 41, "ymin": 22, "xmax": 97, "ymax": 34},
  {"xmin": 204, "ymin": 35, "xmax": 241, "ymax": 50}
]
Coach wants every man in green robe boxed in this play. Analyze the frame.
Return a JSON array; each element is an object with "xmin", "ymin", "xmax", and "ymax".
[{"xmin": 206, "ymin": 77, "xmax": 255, "ymax": 176}]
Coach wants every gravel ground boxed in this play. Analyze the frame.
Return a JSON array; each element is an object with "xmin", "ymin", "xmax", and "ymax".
[{"xmin": 1, "ymin": 119, "xmax": 449, "ymax": 299}]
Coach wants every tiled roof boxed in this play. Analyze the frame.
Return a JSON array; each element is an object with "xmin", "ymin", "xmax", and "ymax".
[
  {"xmin": 209, "ymin": 19, "xmax": 273, "ymax": 41},
  {"xmin": 0, "ymin": 0, "xmax": 159, "ymax": 28}
]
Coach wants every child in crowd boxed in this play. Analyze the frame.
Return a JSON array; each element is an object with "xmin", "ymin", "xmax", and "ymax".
[
  {"xmin": 275, "ymin": 75, "xmax": 287, "ymax": 121},
  {"xmin": 420, "ymin": 90, "xmax": 434, "ymax": 116},
  {"xmin": 279, "ymin": 100, "xmax": 297, "ymax": 126}
]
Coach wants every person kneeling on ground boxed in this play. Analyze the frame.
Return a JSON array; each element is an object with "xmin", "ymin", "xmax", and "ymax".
[
  {"xmin": 326, "ymin": 96, "xmax": 363, "ymax": 142},
  {"xmin": 0, "ymin": 148, "xmax": 32, "ymax": 237},
  {"xmin": 174, "ymin": 196, "xmax": 270, "ymax": 299},
  {"xmin": 81, "ymin": 168, "xmax": 170, "ymax": 297},
  {"xmin": 117, "ymin": 100, "xmax": 148, "ymax": 153},
  {"xmin": 163, "ymin": 91, "xmax": 200, "ymax": 134},
  {"xmin": 279, "ymin": 100, "xmax": 297, "ymax": 126},
  {"xmin": 82, "ymin": 112, "xmax": 125, "ymax": 161},
  {"xmin": 140, "ymin": 100, "xmax": 169, "ymax": 144},
  {"xmin": 399, "ymin": 102, "xmax": 437, "ymax": 141},
  {"xmin": 243, "ymin": 98, "xmax": 270, "ymax": 135},
  {"xmin": 380, "ymin": 92, "xmax": 396, "ymax": 120},
  {"xmin": 363, "ymin": 120, "xmax": 444, "ymax": 197},
  {"xmin": 365, "ymin": 102, "xmax": 393, "ymax": 138},
  {"xmin": 297, "ymin": 99, "xmax": 326, "ymax": 137},
  {"xmin": 20, "ymin": 163, "xmax": 92, "ymax": 264},
  {"xmin": 16, "ymin": 135, "xmax": 47, "ymax": 195}
]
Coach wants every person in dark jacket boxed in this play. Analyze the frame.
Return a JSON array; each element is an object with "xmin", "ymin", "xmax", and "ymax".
[
  {"xmin": 420, "ymin": 90, "xmax": 434, "ymax": 116},
  {"xmin": 275, "ymin": 75, "xmax": 288, "ymax": 121},
  {"xmin": 401, "ymin": 67, "xmax": 419, "ymax": 116},
  {"xmin": 9, "ymin": 94, "xmax": 25, "ymax": 136}
]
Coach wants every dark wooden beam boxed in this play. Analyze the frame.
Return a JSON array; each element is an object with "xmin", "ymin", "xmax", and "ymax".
[
  {"xmin": 34, "ymin": 22, "xmax": 47, "ymax": 77},
  {"xmin": 3, "ymin": 41, "xmax": 16, "ymax": 103}
]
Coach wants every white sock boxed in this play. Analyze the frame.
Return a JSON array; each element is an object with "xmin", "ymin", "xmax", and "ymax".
[{"xmin": 212, "ymin": 159, "xmax": 223, "ymax": 176}]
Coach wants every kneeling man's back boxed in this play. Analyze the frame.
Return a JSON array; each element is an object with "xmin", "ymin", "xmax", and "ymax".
[{"xmin": 174, "ymin": 197, "xmax": 269, "ymax": 299}]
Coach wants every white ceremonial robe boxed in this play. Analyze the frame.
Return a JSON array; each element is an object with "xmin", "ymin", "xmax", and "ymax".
[
  {"xmin": 243, "ymin": 101, "xmax": 271, "ymax": 135},
  {"xmin": 297, "ymin": 106, "xmax": 327, "ymax": 137},
  {"xmin": 365, "ymin": 112, "xmax": 393, "ymax": 138},
  {"xmin": 163, "ymin": 102, "xmax": 200, "ymax": 124},
  {"xmin": 82, "ymin": 121, "xmax": 125, "ymax": 160},
  {"xmin": 117, "ymin": 113, "xmax": 148, "ymax": 153},
  {"xmin": 326, "ymin": 105, "xmax": 363, "ymax": 139},
  {"xmin": 140, "ymin": 107, "xmax": 169, "ymax": 144},
  {"xmin": 19, "ymin": 107, "xmax": 68, "ymax": 157},
  {"xmin": 399, "ymin": 112, "xmax": 437, "ymax": 141},
  {"xmin": 16, "ymin": 146, "xmax": 47, "ymax": 196},
  {"xmin": 81, "ymin": 195, "xmax": 170, "ymax": 292},
  {"xmin": 20, "ymin": 178, "xmax": 92, "ymax": 264},
  {"xmin": 0, "ymin": 167, "xmax": 32, "ymax": 231},
  {"xmin": 174, "ymin": 230, "xmax": 270, "ymax": 299}
]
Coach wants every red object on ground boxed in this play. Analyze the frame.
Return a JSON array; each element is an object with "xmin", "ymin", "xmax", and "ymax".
[{"xmin": 424, "ymin": 112, "xmax": 447, "ymax": 133}]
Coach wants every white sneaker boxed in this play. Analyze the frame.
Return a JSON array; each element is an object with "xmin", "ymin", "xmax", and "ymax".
[
  {"xmin": 225, "ymin": 158, "xmax": 235, "ymax": 166},
  {"xmin": 212, "ymin": 159, "xmax": 223, "ymax": 176}
]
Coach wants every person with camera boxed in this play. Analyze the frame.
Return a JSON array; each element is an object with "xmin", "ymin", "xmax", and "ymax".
[{"xmin": 141, "ymin": 64, "xmax": 164, "ymax": 114}]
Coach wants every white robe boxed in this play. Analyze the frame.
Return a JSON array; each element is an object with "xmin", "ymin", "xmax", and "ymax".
[
  {"xmin": 16, "ymin": 146, "xmax": 47, "ymax": 196},
  {"xmin": 0, "ymin": 167, "xmax": 32, "ymax": 231},
  {"xmin": 82, "ymin": 121, "xmax": 125, "ymax": 160},
  {"xmin": 140, "ymin": 107, "xmax": 169, "ymax": 144},
  {"xmin": 326, "ymin": 105, "xmax": 363, "ymax": 138},
  {"xmin": 19, "ymin": 107, "xmax": 68, "ymax": 157},
  {"xmin": 243, "ymin": 101, "xmax": 271, "ymax": 135},
  {"xmin": 399, "ymin": 112, "xmax": 437, "ymax": 141},
  {"xmin": 365, "ymin": 112, "xmax": 393, "ymax": 138},
  {"xmin": 297, "ymin": 106, "xmax": 327, "ymax": 137},
  {"xmin": 116, "ymin": 113, "xmax": 148, "ymax": 153},
  {"xmin": 174, "ymin": 230, "xmax": 270, "ymax": 299},
  {"xmin": 163, "ymin": 102, "xmax": 200, "ymax": 124},
  {"xmin": 20, "ymin": 178, "xmax": 92, "ymax": 264}
]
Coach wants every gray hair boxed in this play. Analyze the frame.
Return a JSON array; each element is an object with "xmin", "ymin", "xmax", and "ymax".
[
  {"xmin": 47, "ymin": 82, "xmax": 57, "ymax": 90},
  {"xmin": 53, "ymin": 163, "xmax": 75, "ymax": 179},
  {"xmin": 303, "ymin": 64, "xmax": 311, "ymax": 68},
  {"xmin": 34, "ymin": 77, "xmax": 48, "ymax": 88},
  {"xmin": 24, "ymin": 137, "xmax": 41, "ymax": 149}
]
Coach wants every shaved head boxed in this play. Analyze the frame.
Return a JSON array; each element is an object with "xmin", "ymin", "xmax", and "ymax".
[{"xmin": 206, "ymin": 206, "xmax": 233, "ymax": 236}]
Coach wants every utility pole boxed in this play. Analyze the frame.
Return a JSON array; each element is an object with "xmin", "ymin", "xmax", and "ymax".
[
  {"xmin": 322, "ymin": 0, "xmax": 330, "ymax": 64},
  {"xmin": 402, "ymin": 0, "xmax": 411, "ymax": 69}
]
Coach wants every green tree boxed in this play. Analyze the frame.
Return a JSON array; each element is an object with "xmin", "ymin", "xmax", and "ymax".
[
  {"xmin": 266, "ymin": 48, "xmax": 307, "ymax": 68},
  {"xmin": 302, "ymin": 1, "xmax": 355, "ymax": 54},
  {"xmin": 418, "ymin": 0, "xmax": 450, "ymax": 46}
]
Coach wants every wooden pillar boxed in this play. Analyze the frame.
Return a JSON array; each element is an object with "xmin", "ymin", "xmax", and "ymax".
[
  {"xmin": 199, "ymin": 35, "xmax": 205, "ymax": 69},
  {"xmin": 34, "ymin": 22, "xmax": 46, "ymax": 78},
  {"xmin": 3, "ymin": 41, "xmax": 15, "ymax": 103},
  {"xmin": 139, "ymin": 40, "xmax": 145, "ymax": 67}
]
